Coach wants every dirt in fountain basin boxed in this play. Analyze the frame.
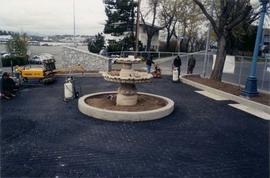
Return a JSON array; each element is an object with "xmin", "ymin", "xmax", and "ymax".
[{"xmin": 85, "ymin": 94, "xmax": 168, "ymax": 112}]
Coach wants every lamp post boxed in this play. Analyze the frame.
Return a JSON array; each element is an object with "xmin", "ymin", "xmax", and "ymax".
[
  {"xmin": 135, "ymin": 0, "xmax": 141, "ymax": 57},
  {"xmin": 242, "ymin": 0, "xmax": 269, "ymax": 97}
]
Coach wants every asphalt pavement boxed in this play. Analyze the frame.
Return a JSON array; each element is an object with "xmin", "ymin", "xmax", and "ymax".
[{"xmin": 1, "ymin": 76, "xmax": 269, "ymax": 177}]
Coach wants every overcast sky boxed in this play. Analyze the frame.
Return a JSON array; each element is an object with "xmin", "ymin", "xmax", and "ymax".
[
  {"xmin": 0, "ymin": 0, "xmax": 268, "ymax": 36},
  {"xmin": 0, "ymin": 0, "xmax": 107, "ymax": 36}
]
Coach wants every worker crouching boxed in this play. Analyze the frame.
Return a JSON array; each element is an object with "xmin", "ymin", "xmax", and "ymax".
[{"xmin": 1, "ymin": 72, "xmax": 19, "ymax": 100}]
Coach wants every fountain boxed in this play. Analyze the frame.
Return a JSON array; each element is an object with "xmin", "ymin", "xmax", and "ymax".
[{"xmin": 78, "ymin": 55, "xmax": 174, "ymax": 122}]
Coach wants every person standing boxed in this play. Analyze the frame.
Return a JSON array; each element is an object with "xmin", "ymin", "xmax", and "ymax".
[
  {"xmin": 173, "ymin": 55, "xmax": 182, "ymax": 77},
  {"xmin": 146, "ymin": 53, "xmax": 154, "ymax": 73},
  {"xmin": 187, "ymin": 55, "xmax": 196, "ymax": 74},
  {"xmin": 1, "ymin": 72, "xmax": 17, "ymax": 99},
  {"xmin": 99, "ymin": 47, "xmax": 107, "ymax": 56}
]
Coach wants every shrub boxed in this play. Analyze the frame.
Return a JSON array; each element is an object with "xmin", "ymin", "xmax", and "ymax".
[{"xmin": 1, "ymin": 56, "xmax": 29, "ymax": 67}]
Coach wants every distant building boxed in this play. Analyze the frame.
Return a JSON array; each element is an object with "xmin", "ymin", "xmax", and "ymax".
[
  {"xmin": 0, "ymin": 35, "xmax": 12, "ymax": 43},
  {"xmin": 104, "ymin": 22, "xmax": 161, "ymax": 51},
  {"xmin": 28, "ymin": 41, "xmax": 40, "ymax": 46},
  {"xmin": 138, "ymin": 22, "xmax": 160, "ymax": 51}
]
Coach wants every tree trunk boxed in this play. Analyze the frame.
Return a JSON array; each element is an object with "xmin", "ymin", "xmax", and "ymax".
[
  {"xmin": 146, "ymin": 34, "xmax": 153, "ymax": 51},
  {"xmin": 210, "ymin": 35, "xmax": 227, "ymax": 81},
  {"xmin": 179, "ymin": 39, "xmax": 183, "ymax": 52},
  {"xmin": 186, "ymin": 38, "xmax": 191, "ymax": 52},
  {"xmin": 166, "ymin": 30, "xmax": 171, "ymax": 51}
]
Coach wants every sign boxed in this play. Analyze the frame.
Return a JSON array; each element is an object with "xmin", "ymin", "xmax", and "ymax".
[{"xmin": 212, "ymin": 55, "xmax": 235, "ymax": 74}]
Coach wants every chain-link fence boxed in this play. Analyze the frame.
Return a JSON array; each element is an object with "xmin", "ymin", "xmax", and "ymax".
[
  {"xmin": 107, "ymin": 50, "xmax": 269, "ymax": 92},
  {"xmin": 177, "ymin": 53, "xmax": 269, "ymax": 92},
  {"xmin": 235, "ymin": 55, "xmax": 269, "ymax": 92},
  {"xmin": 107, "ymin": 51, "xmax": 188, "ymax": 59}
]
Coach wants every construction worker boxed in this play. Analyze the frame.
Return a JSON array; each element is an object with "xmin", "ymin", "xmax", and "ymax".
[
  {"xmin": 173, "ymin": 55, "xmax": 182, "ymax": 77},
  {"xmin": 187, "ymin": 55, "xmax": 196, "ymax": 74}
]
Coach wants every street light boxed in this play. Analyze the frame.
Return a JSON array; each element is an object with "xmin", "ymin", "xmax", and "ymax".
[{"xmin": 241, "ymin": 0, "xmax": 269, "ymax": 97}]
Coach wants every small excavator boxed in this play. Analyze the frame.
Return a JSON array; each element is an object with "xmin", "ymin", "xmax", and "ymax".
[{"xmin": 16, "ymin": 59, "xmax": 56, "ymax": 84}]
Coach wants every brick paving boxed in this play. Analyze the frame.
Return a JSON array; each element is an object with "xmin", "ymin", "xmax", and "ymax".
[{"xmin": 1, "ymin": 76, "xmax": 269, "ymax": 178}]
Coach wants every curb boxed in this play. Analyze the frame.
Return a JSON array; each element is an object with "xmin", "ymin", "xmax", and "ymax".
[
  {"xmin": 55, "ymin": 73, "xmax": 102, "ymax": 77},
  {"xmin": 78, "ymin": 91, "xmax": 175, "ymax": 122},
  {"xmin": 180, "ymin": 77, "xmax": 270, "ymax": 114}
]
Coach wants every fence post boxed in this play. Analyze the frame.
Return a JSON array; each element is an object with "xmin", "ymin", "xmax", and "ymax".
[
  {"xmin": 261, "ymin": 55, "xmax": 268, "ymax": 90},
  {"xmin": 238, "ymin": 56, "xmax": 244, "ymax": 86}
]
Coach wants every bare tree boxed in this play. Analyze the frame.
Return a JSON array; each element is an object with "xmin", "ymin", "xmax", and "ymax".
[
  {"xmin": 172, "ymin": 1, "xmax": 205, "ymax": 52},
  {"xmin": 140, "ymin": 0, "xmax": 167, "ymax": 51},
  {"xmin": 193, "ymin": 0, "xmax": 254, "ymax": 81},
  {"xmin": 159, "ymin": 0, "xmax": 178, "ymax": 51}
]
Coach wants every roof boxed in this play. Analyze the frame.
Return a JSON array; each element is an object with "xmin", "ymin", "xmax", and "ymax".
[{"xmin": 139, "ymin": 21, "xmax": 161, "ymax": 29}]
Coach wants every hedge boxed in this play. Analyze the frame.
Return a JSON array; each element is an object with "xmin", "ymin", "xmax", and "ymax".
[{"xmin": 1, "ymin": 56, "xmax": 29, "ymax": 67}]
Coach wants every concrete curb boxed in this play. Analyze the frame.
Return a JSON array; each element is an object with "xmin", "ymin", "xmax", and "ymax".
[
  {"xmin": 55, "ymin": 73, "xmax": 102, "ymax": 77},
  {"xmin": 180, "ymin": 77, "xmax": 270, "ymax": 114},
  {"xmin": 78, "ymin": 91, "xmax": 175, "ymax": 122}
]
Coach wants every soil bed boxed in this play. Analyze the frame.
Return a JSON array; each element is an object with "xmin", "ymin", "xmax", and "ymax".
[
  {"xmin": 184, "ymin": 75, "xmax": 270, "ymax": 106},
  {"xmin": 85, "ymin": 94, "xmax": 168, "ymax": 112}
]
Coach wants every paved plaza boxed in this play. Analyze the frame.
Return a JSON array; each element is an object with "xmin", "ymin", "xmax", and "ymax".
[{"xmin": 1, "ymin": 76, "xmax": 269, "ymax": 177}]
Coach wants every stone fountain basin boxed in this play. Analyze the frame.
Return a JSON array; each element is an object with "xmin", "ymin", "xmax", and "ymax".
[
  {"xmin": 103, "ymin": 70, "xmax": 152, "ymax": 84},
  {"xmin": 78, "ymin": 91, "xmax": 174, "ymax": 122}
]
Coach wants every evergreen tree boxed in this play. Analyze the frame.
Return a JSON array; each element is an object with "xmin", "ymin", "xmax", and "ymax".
[
  {"xmin": 88, "ymin": 33, "xmax": 105, "ymax": 54},
  {"xmin": 104, "ymin": 0, "xmax": 136, "ymax": 36}
]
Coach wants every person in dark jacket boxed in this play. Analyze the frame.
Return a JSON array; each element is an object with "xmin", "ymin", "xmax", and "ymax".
[
  {"xmin": 187, "ymin": 55, "xmax": 196, "ymax": 74},
  {"xmin": 1, "ymin": 72, "xmax": 17, "ymax": 99},
  {"xmin": 173, "ymin": 55, "xmax": 182, "ymax": 77},
  {"xmin": 146, "ymin": 53, "xmax": 154, "ymax": 73}
]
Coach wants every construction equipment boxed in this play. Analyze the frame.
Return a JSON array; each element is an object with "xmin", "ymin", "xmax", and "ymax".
[{"xmin": 16, "ymin": 59, "xmax": 56, "ymax": 84}]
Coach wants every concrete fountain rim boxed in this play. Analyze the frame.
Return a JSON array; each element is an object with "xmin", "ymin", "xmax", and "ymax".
[{"xmin": 78, "ymin": 91, "xmax": 175, "ymax": 122}]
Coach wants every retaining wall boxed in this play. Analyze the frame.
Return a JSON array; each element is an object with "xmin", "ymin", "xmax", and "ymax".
[{"xmin": 62, "ymin": 46, "xmax": 111, "ymax": 72}]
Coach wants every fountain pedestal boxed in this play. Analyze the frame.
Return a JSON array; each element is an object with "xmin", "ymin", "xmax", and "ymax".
[{"xmin": 117, "ymin": 83, "xmax": 137, "ymax": 106}]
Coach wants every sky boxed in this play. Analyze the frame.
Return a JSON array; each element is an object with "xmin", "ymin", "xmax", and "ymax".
[
  {"xmin": 0, "ymin": 0, "xmax": 107, "ymax": 36},
  {"xmin": 0, "ymin": 0, "xmax": 268, "ymax": 36}
]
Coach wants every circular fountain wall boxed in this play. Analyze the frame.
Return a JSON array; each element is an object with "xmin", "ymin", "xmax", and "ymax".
[
  {"xmin": 78, "ymin": 55, "xmax": 174, "ymax": 122},
  {"xmin": 78, "ymin": 91, "xmax": 174, "ymax": 122}
]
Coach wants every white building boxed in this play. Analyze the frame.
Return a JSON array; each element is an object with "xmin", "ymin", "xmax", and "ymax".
[
  {"xmin": 138, "ymin": 22, "xmax": 160, "ymax": 51},
  {"xmin": 0, "ymin": 35, "xmax": 12, "ymax": 43},
  {"xmin": 104, "ymin": 22, "xmax": 161, "ymax": 51}
]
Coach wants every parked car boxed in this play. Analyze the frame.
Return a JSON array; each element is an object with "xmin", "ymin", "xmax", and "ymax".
[
  {"xmin": 30, "ymin": 53, "xmax": 55, "ymax": 64},
  {"xmin": 1, "ymin": 53, "xmax": 11, "ymax": 58},
  {"xmin": 29, "ymin": 55, "xmax": 42, "ymax": 64}
]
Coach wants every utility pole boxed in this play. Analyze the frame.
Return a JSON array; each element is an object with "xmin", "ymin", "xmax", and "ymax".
[
  {"xmin": 73, "ymin": 0, "xmax": 76, "ymax": 48},
  {"xmin": 202, "ymin": 0, "xmax": 214, "ymax": 77},
  {"xmin": 135, "ymin": 0, "xmax": 141, "ymax": 57}
]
